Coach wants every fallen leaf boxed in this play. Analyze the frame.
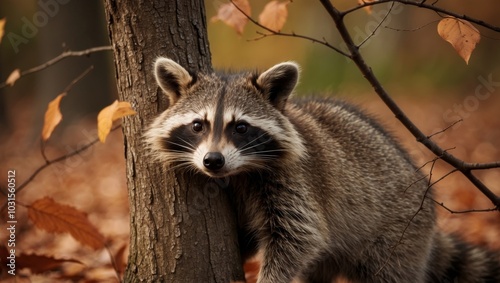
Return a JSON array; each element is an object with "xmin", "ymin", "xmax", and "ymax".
[
  {"xmin": 358, "ymin": 0, "xmax": 376, "ymax": 14},
  {"xmin": 6, "ymin": 68, "xmax": 21, "ymax": 87},
  {"xmin": 28, "ymin": 197, "xmax": 106, "ymax": 250},
  {"xmin": 114, "ymin": 243, "xmax": 129, "ymax": 275},
  {"xmin": 0, "ymin": 18, "xmax": 6, "ymax": 44},
  {"xmin": 211, "ymin": 0, "xmax": 251, "ymax": 35},
  {"xmin": 258, "ymin": 1, "xmax": 290, "ymax": 32},
  {"xmin": 98, "ymin": 100, "xmax": 136, "ymax": 143},
  {"xmin": 243, "ymin": 258, "xmax": 260, "ymax": 283},
  {"xmin": 17, "ymin": 253, "xmax": 84, "ymax": 274},
  {"xmin": 437, "ymin": 17, "xmax": 480, "ymax": 64},
  {"xmin": 41, "ymin": 93, "xmax": 66, "ymax": 141}
]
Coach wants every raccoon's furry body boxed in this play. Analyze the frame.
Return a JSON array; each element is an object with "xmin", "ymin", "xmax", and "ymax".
[{"xmin": 145, "ymin": 57, "xmax": 500, "ymax": 283}]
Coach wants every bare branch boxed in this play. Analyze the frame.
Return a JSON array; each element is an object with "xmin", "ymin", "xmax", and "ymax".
[
  {"xmin": 318, "ymin": 0, "xmax": 500, "ymax": 208},
  {"xmin": 229, "ymin": 0, "xmax": 350, "ymax": 58},
  {"xmin": 0, "ymin": 46, "xmax": 112, "ymax": 89},
  {"xmin": 0, "ymin": 124, "xmax": 122, "ymax": 209},
  {"xmin": 62, "ymin": 65, "xmax": 94, "ymax": 93},
  {"xmin": 343, "ymin": 0, "xmax": 500, "ymax": 33},
  {"xmin": 428, "ymin": 169, "xmax": 459, "ymax": 189},
  {"xmin": 357, "ymin": 2, "xmax": 395, "ymax": 48},
  {"xmin": 427, "ymin": 119, "xmax": 463, "ymax": 140},
  {"xmin": 385, "ymin": 19, "xmax": 440, "ymax": 32},
  {"xmin": 428, "ymin": 197, "xmax": 499, "ymax": 214},
  {"xmin": 233, "ymin": 0, "xmax": 500, "ymax": 207}
]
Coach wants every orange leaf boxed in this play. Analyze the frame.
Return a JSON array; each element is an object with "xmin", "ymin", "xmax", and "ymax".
[
  {"xmin": 259, "ymin": 1, "xmax": 290, "ymax": 32},
  {"xmin": 28, "ymin": 197, "xmax": 105, "ymax": 250},
  {"xmin": 41, "ymin": 93, "xmax": 66, "ymax": 141},
  {"xmin": 211, "ymin": 0, "xmax": 251, "ymax": 35},
  {"xmin": 437, "ymin": 17, "xmax": 480, "ymax": 64},
  {"xmin": 0, "ymin": 18, "xmax": 5, "ymax": 44},
  {"xmin": 17, "ymin": 252, "xmax": 84, "ymax": 274},
  {"xmin": 357, "ymin": 0, "xmax": 376, "ymax": 14},
  {"xmin": 6, "ymin": 68, "xmax": 21, "ymax": 87},
  {"xmin": 114, "ymin": 243, "xmax": 129, "ymax": 275},
  {"xmin": 97, "ymin": 100, "xmax": 136, "ymax": 143},
  {"xmin": 243, "ymin": 258, "xmax": 260, "ymax": 283}
]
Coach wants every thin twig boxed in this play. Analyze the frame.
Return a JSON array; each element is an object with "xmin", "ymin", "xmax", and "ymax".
[
  {"xmin": 318, "ymin": 0, "xmax": 500, "ymax": 207},
  {"xmin": 385, "ymin": 19, "xmax": 440, "ymax": 32},
  {"xmin": 357, "ymin": 2, "xmax": 395, "ymax": 48},
  {"xmin": 62, "ymin": 65, "xmax": 94, "ymax": 93},
  {"xmin": 7, "ymin": 125, "xmax": 121, "ymax": 197},
  {"xmin": 0, "ymin": 124, "xmax": 121, "ymax": 213},
  {"xmin": 428, "ymin": 197, "xmax": 499, "ymax": 214},
  {"xmin": 229, "ymin": 0, "xmax": 350, "ymax": 58},
  {"xmin": 427, "ymin": 119, "xmax": 463, "ymax": 139},
  {"xmin": 427, "ymin": 169, "xmax": 458, "ymax": 189},
  {"xmin": 342, "ymin": 0, "xmax": 500, "ymax": 33},
  {"xmin": 0, "ymin": 46, "xmax": 112, "ymax": 89}
]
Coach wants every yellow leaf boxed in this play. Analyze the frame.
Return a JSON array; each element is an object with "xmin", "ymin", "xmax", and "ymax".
[
  {"xmin": 41, "ymin": 93, "xmax": 66, "ymax": 141},
  {"xmin": 98, "ymin": 100, "xmax": 136, "ymax": 143},
  {"xmin": 0, "ymin": 18, "xmax": 6, "ymax": 44},
  {"xmin": 258, "ymin": 1, "xmax": 290, "ymax": 32},
  {"xmin": 6, "ymin": 69, "xmax": 21, "ymax": 87},
  {"xmin": 211, "ymin": 0, "xmax": 251, "ymax": 35},
  {"xmin": 357, "ymin": 0, "xmax": 376, "ymax": 14},
  {"xmin": 28, "ymin": 197, "xmax": 105, "ymax": 250},
  {"xmin": 437, "ymin": 17, "xmax": 480, "ymax": 65}
]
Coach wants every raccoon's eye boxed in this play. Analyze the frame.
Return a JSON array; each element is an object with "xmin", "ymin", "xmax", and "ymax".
[
  {"xmin": 235, "ymin": 122, "xmax": 248, "ymax": 134},
  {"xmin": 192, "ymin": 121, "xmax": 203, "ymax": 132}
]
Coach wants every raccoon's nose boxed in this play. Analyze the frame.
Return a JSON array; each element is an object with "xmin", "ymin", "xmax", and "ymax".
[{"xmin": 203, "ymin": 152, "xmax": 225, "ymax": 170}]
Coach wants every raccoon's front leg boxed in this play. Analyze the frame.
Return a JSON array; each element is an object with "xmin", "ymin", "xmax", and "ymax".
[{"xmin": 255, "ymin": 183, "xmax": 327, "ymax": 283}]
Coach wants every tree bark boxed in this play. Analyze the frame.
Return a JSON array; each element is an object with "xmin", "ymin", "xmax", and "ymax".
[{"xmin": 103, "ymin": 1, "xmax": 244, "ymax": 282}]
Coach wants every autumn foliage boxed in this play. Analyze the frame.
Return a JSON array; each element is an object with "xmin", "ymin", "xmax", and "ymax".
[{"xmin": 0, "ymin": 1, "xmax": 499, "ymax": 282}]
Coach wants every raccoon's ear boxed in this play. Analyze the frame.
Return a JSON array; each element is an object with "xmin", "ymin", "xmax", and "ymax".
[
  {"xmin": 255, "ymin": 62, "xmax": 299, "ymax": 111},
  {"xmin": 154, "ymin": 57, "xmax": 193, "ymax": 105}
]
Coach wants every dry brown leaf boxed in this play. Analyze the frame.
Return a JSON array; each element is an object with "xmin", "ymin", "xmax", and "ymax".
[
  {"xmin": 98, "ymin": 100, "xmax": 136, "ymax": 143},
  {"xmin": 6, "ymin": 68, "xmax": 21, "ymax": 87},
  {"xmin": 243, "ymin": 258, "xmax": 260, "ymax": 283},
  {"xmin": 437, "ymin": 17, "xmax": 480, "ymax": 64},
  {"xmin": 258, "ymin": 1, "xmax": 290, "ymax": 32},
  {"xmin": 211, "ymin": 0, "xmax": 251, "ymax": 35},
  {"xmin": 358, "ymin": 0, "xmax": 376, "ymax": 14},
  {"xmin": 0, "ymin": 18, "xmax": 6, "ymax": 44},
  {"xmin": 114, "ymin": 243, "xmax": 129, "ymax": 275},
  {"xmin": 28, "ymin": 197, "xmax": 106, "ymax": 250},
  {"xmin": 17, "ymin": 252, "xmax": 84, "ymax": 274},
  {"xmin": 41, "ymin": 93, "xmax": 66, "ymax": 141}
]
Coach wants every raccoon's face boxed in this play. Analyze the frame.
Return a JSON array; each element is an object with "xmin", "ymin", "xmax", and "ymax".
[{"xmin": 145, "ymin": 57, "xmax": 305, "ymax": 178}]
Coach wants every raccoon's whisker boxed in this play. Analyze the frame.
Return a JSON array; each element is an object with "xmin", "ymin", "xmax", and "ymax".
[
  {"xmin": 177, "ymin": 137, "xmax": 197, "ymax": 149},
  {"xmin": 165, "ymin": 140, "xmax": 195, "ymax": 151},
  {"xmin": 165, "ymin": 162, "xmax": 192, "ymax": 172},
  {"xmin": 238, "ymin": 133, "xmax": 271, "ymax": 151},
  {"xmin": 246, "ymin": 149, "xmax": 285, "ymax": 155},
  {"xmin": 239, "ymin": 138, "xmax": 274, "ymax": 153}
]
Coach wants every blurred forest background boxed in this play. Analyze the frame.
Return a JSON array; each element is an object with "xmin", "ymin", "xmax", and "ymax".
[{"xmin": 0, "ymin": 0, "xmax": 499, "ymax": 281}]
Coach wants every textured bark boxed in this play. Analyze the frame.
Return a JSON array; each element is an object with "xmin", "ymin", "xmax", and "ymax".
[{"xmin": 103, "ymin": 1, "xmax": 244, "ymax": 282}]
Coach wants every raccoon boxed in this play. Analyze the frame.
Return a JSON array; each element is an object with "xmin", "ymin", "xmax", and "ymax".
[{"xmin": 145, "ymin": 57, "xmax": 500, "ymax": 283}]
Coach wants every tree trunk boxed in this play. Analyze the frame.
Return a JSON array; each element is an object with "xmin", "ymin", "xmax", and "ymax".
[{"xmin": 103, "ymin": 1, "xmax": 244, "ymax": 282}]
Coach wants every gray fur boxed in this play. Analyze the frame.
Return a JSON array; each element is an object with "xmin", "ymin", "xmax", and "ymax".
[{"xmin": 145, "ymin": 57, "xmax": 500, "ymax": 283}]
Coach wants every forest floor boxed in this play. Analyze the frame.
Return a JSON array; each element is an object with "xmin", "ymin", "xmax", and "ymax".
[{"xmin": 1, "ymin": 92, "xmax": 499, "ymax": 282}]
